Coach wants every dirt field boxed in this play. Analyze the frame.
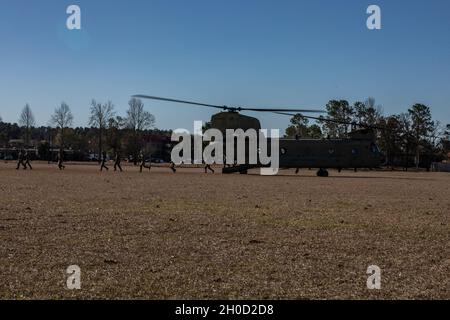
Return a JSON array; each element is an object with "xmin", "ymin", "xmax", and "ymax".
[{"xmin": 0, "ymin": 161, "xmax": 449, "ymax": 299}]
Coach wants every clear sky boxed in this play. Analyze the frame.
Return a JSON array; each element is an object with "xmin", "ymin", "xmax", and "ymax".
[{"xmin": 0, "ymin": 0, "xmax": 449, "ymax": 131}]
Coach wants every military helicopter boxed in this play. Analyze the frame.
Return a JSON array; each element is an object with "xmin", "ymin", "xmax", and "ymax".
[{"xmin": 133, "ymin": 95, "xmax": 385, "ymax": 177}]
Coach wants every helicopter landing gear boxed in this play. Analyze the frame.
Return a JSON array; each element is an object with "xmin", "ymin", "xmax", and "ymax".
[
  {"xmin": 239, "ymin": 169, "xmax": 248, "ymax": 174},
  {"xmin": 316, "ymin": 168, "xmax": 329, "ymax": 177}
]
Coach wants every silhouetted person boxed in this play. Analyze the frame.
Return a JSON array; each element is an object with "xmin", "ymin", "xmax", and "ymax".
[
  {"xmin": 169, "ymin": 161, "xmax": 176, "ymax": 173},
  {"xmin": 57, "ymin": 149, "xmax": 65, "ymax": 170},
  {"xmin": 204, "ymin": 163, "xmax": 214, "ymax": 174},
  {"xmin": 114, "ymin": 151, "xmax": 122, "ymax": 172},
  {"xmin": 139, "ymin": 152, "xmax": 151, "ymax": 172},
  {"xmin": 16, "ymin": 150, "xmax": 26, "ymax": 170},
  {"xmin": 24, "ymin": 151, "xmax": 32, "ymax": 170},
  {"xmin": 100, "ymin": 151, "xmax": 109, "ymax": 171}
]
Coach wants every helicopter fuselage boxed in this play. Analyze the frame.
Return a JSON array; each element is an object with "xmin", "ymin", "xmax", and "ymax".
[
  {"xmin": 133, "ymin": 94, "xmax": 386, "ymax": 175},
  {"xmin": 277, "ymin": 137, "xmax": 384, "ymax": 169},
  {"xmin": 210, "ymin": 112, "xmax": 384, "ymax": 171}
]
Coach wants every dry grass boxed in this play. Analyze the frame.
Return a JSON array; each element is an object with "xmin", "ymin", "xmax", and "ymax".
[{"xmin": 0, "ymin": 161, "xmax": 449, "ymax": 299}]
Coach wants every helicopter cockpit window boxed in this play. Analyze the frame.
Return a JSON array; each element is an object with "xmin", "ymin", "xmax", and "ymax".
[{"xmin": 280, "ymin": 148, "xmax": 287, "ymax": 155}]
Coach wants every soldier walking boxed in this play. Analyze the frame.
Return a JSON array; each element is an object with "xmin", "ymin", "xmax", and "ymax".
[
  {"xmin": 139, "ymin": 151, "xmax": 151, "ymax": 173},
  {"xmin": 204, "ymin": 163, "xmax": 214, "ymax": 174},
  {"xmin": 24, "ymin": 151, "xmax": 32, "ymax": 170},
  {"xmin": 169, "ymin": 161, "xmax": 176, "ymax": 173},
  {"xmin": 100, "ymin": 151, "xmax": 109, "ymax": 171},
  {"xmin": 57, "ymin": 149, "xmax": 65, "ymax": 170},
  {"xmin": 16, "ymin": 150, "xmax": 26, "ymax": 170},
  {"xmin": 113, "ymin": 151, "xmax": 122, "ymax": 172}
]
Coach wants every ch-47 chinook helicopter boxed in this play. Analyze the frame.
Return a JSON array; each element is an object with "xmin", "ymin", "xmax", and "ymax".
[{"xmin": 133, "ymin": 95, "xmax": 385, "ymax": 177}]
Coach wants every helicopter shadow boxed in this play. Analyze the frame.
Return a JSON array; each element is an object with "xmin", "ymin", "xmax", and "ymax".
[{"xmin": 246, "ymin": 171, "xmax": 437, "ymax": 181}]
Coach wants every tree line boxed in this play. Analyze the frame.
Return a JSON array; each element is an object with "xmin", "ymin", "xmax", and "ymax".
[
  {"xmin": 285, "ymin": 98, "xmax": 449, "ymax": 168},
  {"xmin": 0, "ymin": 98, "xmax": 170, "ymax": 164},
  {"xmin": 1, "ymin": 97, "xmax": 449, "ymax": 168}
]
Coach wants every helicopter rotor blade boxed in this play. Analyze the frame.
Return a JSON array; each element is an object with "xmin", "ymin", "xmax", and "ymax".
[
  {"xmin": 132, "ymin": 95, "xmax": 227, "ymax": 110},
  {"xmin": 274, "ymin": 111, "xmax": 385, "ymax": 130},
  {"xmin": 133, "ymin": 94, "xmax": 326, "ymax": 113},
  {"xmin": 274, "ymin": 111, "xmax": 332, "ymax": 123},
  {"xmin": 241, "ymin": 107, "xmax": 325, "ymax": 113}
]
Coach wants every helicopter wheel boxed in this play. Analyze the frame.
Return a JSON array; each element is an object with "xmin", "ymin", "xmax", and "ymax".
[
  {"xmin": 317, "ymin": 168, "xmax": 329, "ymax": 177},
  {"xmin": 239, "ymin": 170, "xmax": 248, "ymax": 174}
]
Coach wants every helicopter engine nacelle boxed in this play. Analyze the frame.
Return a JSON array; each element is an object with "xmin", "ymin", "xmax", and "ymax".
[
  {"xmin": 348, "ymin": 128, "xmax": 376, "ymax": 140},
  {"xmin": 210, "ymin": 112, "xmax": 261, "ymax": 134}
]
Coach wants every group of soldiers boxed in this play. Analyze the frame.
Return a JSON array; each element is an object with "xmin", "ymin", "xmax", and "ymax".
[
  {"xmin": 98, "ymin": 151, "xmax": 177, "ymax": 173},
  {"xmin": 136, "ymin": 151, "xmax": 178, "ymax": 173},
  {"xmin": 15, "ymin": 150, "xmax": 32, "ymax": 170},
  {"xmin": 14, "ymin": 150, "xmax": 217, "ymax": 174},
  {"xmin": 99, "ymin": 151, "xmax": 184, "ymax": 173},
  {"xmin": 99, "ymin": 151, "xmax": 129, "ymax": 172}
]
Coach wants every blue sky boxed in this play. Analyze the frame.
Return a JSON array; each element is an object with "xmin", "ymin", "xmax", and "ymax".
[{"xmin": 0, "ymin": 0, "xmax": 449, "ymax": 130}]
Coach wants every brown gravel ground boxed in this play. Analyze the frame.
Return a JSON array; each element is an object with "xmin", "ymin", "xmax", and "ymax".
[{"xmin": 0, "ymin": 161, "xmax": 449, "ymax": 299}]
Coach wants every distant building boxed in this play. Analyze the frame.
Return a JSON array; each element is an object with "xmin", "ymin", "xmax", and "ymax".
[
  {"xmin": 8, "ymin": 139, "xmax": 24, "ymax": 147},
  {"xmin": 7, "ymin": 139, "xmax": 39, "ymax": 148}
]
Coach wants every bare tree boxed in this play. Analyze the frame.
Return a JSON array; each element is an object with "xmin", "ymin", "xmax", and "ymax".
[
  {"xmin": 126, "ymin": 98, "xmax": 155, "ymax": 131},
  {"xmin": 19, "ymin": 104, "xmax": 36, "ymax": 146},
  {"xmin": 51, "ymin": 102, "xmax": 74, "ymax": 150},
  {"xmin": 125, "ymin": 98, "xmax": 155, "ymax": 163},
  {"xmin": 89, "ymin": 100, "xmax": 115, "ymax": 160}
]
